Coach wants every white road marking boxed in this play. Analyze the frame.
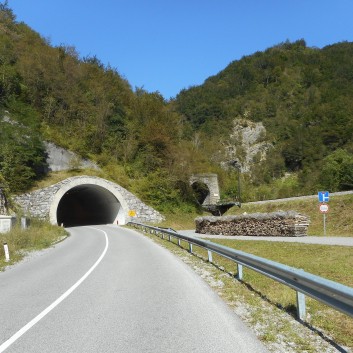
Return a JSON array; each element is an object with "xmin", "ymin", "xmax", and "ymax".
[{"xmin": 0, "ymin": 227, "xmax": 109, "ymax": 352}]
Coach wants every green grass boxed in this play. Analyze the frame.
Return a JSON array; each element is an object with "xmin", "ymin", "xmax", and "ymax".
[
  {"xmin": 27, "ymin": 169, "xmax": 106, "ymax": 192},
  {"xmin": 0, "ymin": 220, "xmax": 68, "ymax": 271},
  {"xmin": 156, "ymin": 209, "xmax": 207, "ymax": 230}
]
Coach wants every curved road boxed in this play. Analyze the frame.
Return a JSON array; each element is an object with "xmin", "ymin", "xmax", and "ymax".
[{"xmin": 0, "ymin": 225, "xmax": 269, "ymax": 353}]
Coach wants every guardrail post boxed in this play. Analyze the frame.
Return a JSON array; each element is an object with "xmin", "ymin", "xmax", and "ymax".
[
  {"xmin": 178, "ymin": 239, "xmax": 181, "ymax": 246},
  {"xmin": 168, "ymin": 234, "xmax": 171, "ymax": 242},
  {"xmin": 236, "ymin": 263, "xmax": 243, "ymax": 280},
  {"xmin": 207, "ymin": 250, "xmax": 213, "ymax": 263},
  {"xmin": 296, "ymin": 291, "xmax": 306, "ymax": 321},
  {"xmin": 189, "ymin": 243, "xmax": 193, "ymax": 254}
]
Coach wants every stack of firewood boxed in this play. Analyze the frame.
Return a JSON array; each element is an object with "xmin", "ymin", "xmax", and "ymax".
[{"xmin": 195, "ymin": 211, "xmax": 310, "ymax": 237}]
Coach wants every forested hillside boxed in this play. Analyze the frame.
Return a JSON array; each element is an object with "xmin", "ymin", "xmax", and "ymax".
[
  {"xmin": 1, "ymin": 2, "xmax": 353, "ymax": 212},
  {"xmin": 174, "ymin": 40, "xmax": 353, "ymax": 195},
  {"xmin": 0, "ymin": 3, "xmax": 209, "ymax": 211}
]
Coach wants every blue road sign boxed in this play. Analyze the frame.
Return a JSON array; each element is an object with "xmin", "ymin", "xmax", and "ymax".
[{"xmin": 318, "ymin": 191, "xmax": 329, "ymax": 203}]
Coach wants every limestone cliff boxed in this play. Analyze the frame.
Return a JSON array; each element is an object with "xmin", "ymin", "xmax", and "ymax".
[{"xmin": 223, "ymin": 118, "xmax": 272, "ymax": 173}]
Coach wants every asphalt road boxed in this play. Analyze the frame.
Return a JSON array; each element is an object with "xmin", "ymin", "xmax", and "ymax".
[
  {"xmin": 179, "ymin": 230, "xmax": 353, "ymax": 246},
  {"xmin": 0, "ymin": 225, "xmax": 269, "ymax": 353}
]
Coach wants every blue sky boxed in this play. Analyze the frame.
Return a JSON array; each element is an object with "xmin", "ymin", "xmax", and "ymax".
[{"xmin": 7, "ymin": 0, "xmax": 353, "ymax": 100}]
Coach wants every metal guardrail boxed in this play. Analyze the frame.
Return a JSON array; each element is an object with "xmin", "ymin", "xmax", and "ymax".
[{"xmin": 128, "ymin": 222, "xmax": 353, "ymax": 321}]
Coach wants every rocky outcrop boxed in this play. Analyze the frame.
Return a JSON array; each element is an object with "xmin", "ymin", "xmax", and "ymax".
[
  {"xmin": 223, "ymin": 118, "xmax": 272, "ymax": 173},
  {"xmin": 195, "ymin": 211, "xmax": 310, "ymax": 237},
  {"xmin": 44, "ymin": 142, "xmax": 99, "ymax": 172}
]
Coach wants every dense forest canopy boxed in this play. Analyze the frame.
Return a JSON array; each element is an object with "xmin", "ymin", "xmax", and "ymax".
[{"xmin": 1, "ymin": 2, "xmax": 353, "ymax": 211}]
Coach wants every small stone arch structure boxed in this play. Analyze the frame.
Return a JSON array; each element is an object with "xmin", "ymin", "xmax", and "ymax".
[
  {"xmin": 15, "ymin": 176, "xmax": 164, "ymax": 226},
  {"xmin": 190, "ymin": 173, "xmax": 220, "ymax": 206}
]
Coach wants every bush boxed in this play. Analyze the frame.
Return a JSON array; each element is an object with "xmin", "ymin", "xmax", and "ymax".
[
  {"xmin": 132, "ymin": 170, "xmax": 196, "ymax": 213},
  {"xmin": 319, "ymin": 149, "xmax": 353, "ymax": 191}
]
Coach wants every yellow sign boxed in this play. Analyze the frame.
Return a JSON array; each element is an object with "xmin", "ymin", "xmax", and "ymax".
[{"xmin": 128, "ymin": 210, "xmax": 136, "ymax": 217}]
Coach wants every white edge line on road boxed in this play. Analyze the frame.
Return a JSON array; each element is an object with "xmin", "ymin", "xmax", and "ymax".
[{"xmin": 0, "ymin": 227, "xmax": 109, "ymax": 353}]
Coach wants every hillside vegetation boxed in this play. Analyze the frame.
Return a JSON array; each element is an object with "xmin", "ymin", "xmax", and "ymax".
[
  {"xmin": 0, "ymin": 4, "xmax": 203, "ymax": 212},
  {"xmin": 174, "ymin": 40, "xmax": 353, "ymax": 195},
  {"xmin": 1, "ymin": 3, "xmax": 353, "ymax": 213}
]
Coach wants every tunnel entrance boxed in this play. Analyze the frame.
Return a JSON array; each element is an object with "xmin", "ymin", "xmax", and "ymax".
[
  {"xmin": 56, "ymin": 184, "xmax": 121, "ymax": 227},
  {"xmin": 191, "ymin": 181, "xmax": 210, "ymax": 206}
]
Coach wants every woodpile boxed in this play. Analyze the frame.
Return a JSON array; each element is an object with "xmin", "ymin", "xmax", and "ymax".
[{"xmin": 195, "ymin": 211, "xmax": 310, "ymax": 237}]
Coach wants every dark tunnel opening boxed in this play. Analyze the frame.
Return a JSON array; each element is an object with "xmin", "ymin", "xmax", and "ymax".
[
  {"xmin": 191, "ymin": 181, "xmax": 210, "ymax": 205},
  {"xmin": 56, "ymin": 184, "xmax": 121, "ymax": 227}
]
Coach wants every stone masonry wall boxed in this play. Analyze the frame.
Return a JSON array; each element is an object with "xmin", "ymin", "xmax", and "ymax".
[
  {"xmin": 14, "ymin": 176, "xmax": 164, "ymax": 224},
  {"xmin": 195, "ymin": 211, "xmax": 310, "ymax": 237}
]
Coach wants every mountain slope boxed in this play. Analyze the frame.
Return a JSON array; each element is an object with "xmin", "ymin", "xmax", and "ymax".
[{"xmin": 173, "ymin": 40, "xmax": 353, "ymax": 193}]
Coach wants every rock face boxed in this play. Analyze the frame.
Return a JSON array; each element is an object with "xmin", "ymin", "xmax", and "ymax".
[
  {"xmin": 195, "ymin": 211, "xmax": 310, "ymax": 237},
  {"xmin": 223, "ymin": 118, "xmax": 273, "ymax": 173},
  {"xmin": 44, "ymin": 142, "xmax": 99, "ymax": 172}
]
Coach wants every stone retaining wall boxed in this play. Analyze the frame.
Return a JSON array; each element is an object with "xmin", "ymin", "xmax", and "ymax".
[{"xmin": 195, "ymin": 211, "xmax": 310, "ymax": 237}]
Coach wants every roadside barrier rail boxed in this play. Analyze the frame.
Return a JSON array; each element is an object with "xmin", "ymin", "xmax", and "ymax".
[{"xmin": 128, "ymin": 221, "xmax": 353, "ymax": 321}]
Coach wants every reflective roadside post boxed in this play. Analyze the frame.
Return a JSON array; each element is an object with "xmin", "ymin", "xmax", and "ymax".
[{"xmin": 3, "ymin": 242, "xmax": 10, "ymax": 262}]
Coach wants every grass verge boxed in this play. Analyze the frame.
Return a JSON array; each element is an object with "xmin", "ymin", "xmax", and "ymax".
[
  {"xmin": 0, "ymin": 219, "xmax": 68, "ymax": 271},
  {"xmin": 138, "ymin": 228, "xmax": 353, "ymax": 352}
]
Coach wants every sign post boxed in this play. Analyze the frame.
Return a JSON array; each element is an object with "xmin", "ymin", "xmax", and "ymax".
[
  {"xmin": 319, "ymin": 203, "xmax": 329, "ymax": 236},
  {"xmin": 318, "ymin": 192, "xmax": 329, "ymax": 236}
]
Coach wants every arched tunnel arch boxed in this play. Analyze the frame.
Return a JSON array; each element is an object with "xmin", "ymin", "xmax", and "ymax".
[
  {"xmin": 14, "ymin": 175, "xmax": 164, "ymax": 226},
  {"xmin": 190, "ymin": 174, "xmax": 220, "ymax": 206},
  {"xmin": 49, "ymin": 178, "xmax": 128, "ymax": 226}
]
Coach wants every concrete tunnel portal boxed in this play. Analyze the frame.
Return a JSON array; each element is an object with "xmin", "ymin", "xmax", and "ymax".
[
  {"xmin": 56, "ymin": 184, "xmax": 121, "ymax": 227},
  {"xmin": 47, "ymin": 177, "xmax": 130, "ymax": 227},
  {"xmin": 15, "ymin": 176, "xmax": 164, "ymax": 227}
]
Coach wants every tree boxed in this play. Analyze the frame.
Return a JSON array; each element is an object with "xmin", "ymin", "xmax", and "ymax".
[
  {"xmin": 319, "ymin": 149, "xmax": 353, "ymax": 191},
  {"xmin": 0, "ymin": 103, "xmax": 47, "ymax": 192}
]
